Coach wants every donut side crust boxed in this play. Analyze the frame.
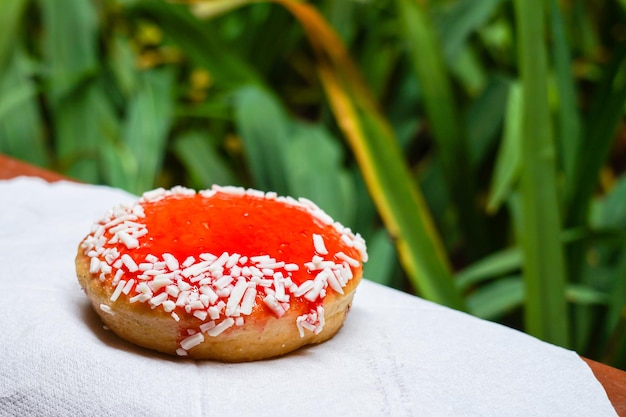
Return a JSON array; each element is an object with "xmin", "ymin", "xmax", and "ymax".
[{"xmin": 76, "ymin": 248, "xmax": 361, "ymax": 362}]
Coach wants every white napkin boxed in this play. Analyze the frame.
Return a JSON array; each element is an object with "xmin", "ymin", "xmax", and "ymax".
[{"xmin": 0, "ymin": 177, "xmax": 618, "ymax": 417}]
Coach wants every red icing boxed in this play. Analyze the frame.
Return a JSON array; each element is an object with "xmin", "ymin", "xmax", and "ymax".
[{"xmin": 94, "ymin": 191, "xmax": 363, "ymax": 322}]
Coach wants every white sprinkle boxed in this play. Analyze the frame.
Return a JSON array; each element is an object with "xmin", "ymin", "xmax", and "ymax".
[
  {"xmin": 166, "ymin": 285, "xmax": 180, "ymax": 298},
  {"xmin": 207, "ymin": 318, "xmax": 235, "ymax": 336},
  {"xmin": 117, "ymin": 231, "xmax": 139, "ymax": 249},
  {"xmin": 149, "ymin": 292, "xmax": 169, "ymax": 307},
  {"xmin": 181, "ymin": 261, "xmax": 211, "ymax": 278},
  {"xmin": 172, "ymin": 312, "xmax": 180, "ymax": 322},
  {"xmin": 110, "ymin": 279, "xmax": 127, "ymax": 302},
  {"xmin": 122, "ymin": 279, "xmax": 135, "ymax": 295},
  {"xmin": 312, "ymin": 234, "xmax": 329, "ymax": 255},
  {"xmin": 182, "ymin": 256, "xmax": 196, "ymax": 268},
  {"xmin": 99, "ymin": 304, "xmax": 114, "ymax": 315},
  {"xmin": 225, "ymin": 278, "xmax": 248, "ymax": 316},
  {"xmin": 162, "ymin": 253, "xmax": 179, "ymax": 271},
  {"xmin": 245, "ymin": 188, "xmax": 265, "ymax": 198},
  {"xmin": 239, "ymin": 287, "xmax": 257, "ymax": 315},
  {"xmin": 315, "ymin": 305, "xmax": 325, "ymax": 334},
  {"xmin": 336, "ymin": 251, "xmax": 360, "ymax": 267},
  {"xmin": 199, "ymin": 286, "xmax": 219, "ymax": 304},
  {"xmin": 193, "ymin": 310, "xmax": 208, "ymax": 321},
  {"xmin": 112, "ymin": 269, "xmax": 124, "ymax": 286},
  {"xmin": 121, "ymin": 254, "xmax": 139, "ymax": 272},
  {"xmin": 210, "ymin": 252, "xmax": 230, "ymax": 269},
  {"xmin": 226, "ymin": 253, "xmax": 241, "ymax": 268},
  {"xmin": 284, "ymin": 263, "xmax": 299, "ymax": 271},
  {"xmin": 149, "ymin": 275, "xmax": 172, "ymax": 291},
  {"xmin": 304, "ymin": 274, "xmax": 326, "ymax": 302},
  {"xmin": 136, "ymin": 282, "xmax": 152, "ymax": 294},
  {"xmin": 231, "ymin": 265, "xmax": 242, "ymax": 277},
  {"xmin": 89, "ymin": 257, "xmax": 101, "ymax": 274},
  {"xmin": 208, "ymin": 305, "xmax": 221, "ymax": 320},
  {"xmin": 176, "ymin": 348, "xmax": 188, "ymax": 356},
  {"xmin": 144, "ymin": 254, "xmax": 158, "ymax": 262},
  {"xmin": 162, "ymin": 300, "xmax": 176, "ymax": 312},
  {"xmin": 214, "ymin": 275, "xmax": 234, "ymax": 289},
  {"xmin": 235, "ymin": 317, "xmax": 244, "ymax": 326},
  {"xmin": 199, "ymin": 252, "xmax": 217, "ymax": 262},
  {"xmin": 293, "ymin": 280, "xmax": 314, "ymax": 297},
  {"xmin": 250, "ymin": 255, "xmax": 272, "ymax": 263},
  {"xmin": 200, "ymin": 321, "xmax": 216, "ymax": 333},
  {"xmin": 326, "ymin": 268, "xmax": 344, "ymax": 294},
  {"xmin": 263, "ymin": 294, "xmax": 286, "ymax": 317},
  {"xmin": 273, "ymin": 272, "xmax": 288, "ymax": 302},
  {"xmin": 178, "ymin": 280, "xmax": 192, "ymax": 291},
  {"xmin": 180, "ymin": 332, "xmax": 204, "ymax": 350},
  {"xmin": 132, "ymin": 205, "xmax": 145, "ymax": 218},
  {"xmin": 138, "ymin": 262, "xmax": 154, "ymax": 271},
  {"xmin": 141, "ymin": 187, "xmax": 166, "ymax": 201}
]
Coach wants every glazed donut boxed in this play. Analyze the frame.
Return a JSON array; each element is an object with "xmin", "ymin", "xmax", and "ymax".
[{"xmin": 75, "ymin": 185, "xmax": 367, "ymax": 361}]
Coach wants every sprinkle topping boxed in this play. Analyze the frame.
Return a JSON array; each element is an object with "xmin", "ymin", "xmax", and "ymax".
[{"xmin": 81, "ymin": 185, "xmax": 367, "ymax": 355}]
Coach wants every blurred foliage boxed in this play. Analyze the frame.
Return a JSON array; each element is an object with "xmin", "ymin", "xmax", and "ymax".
[{"xmin": 1, "ymin": 0, "xmax": 626, "ymax": 369}]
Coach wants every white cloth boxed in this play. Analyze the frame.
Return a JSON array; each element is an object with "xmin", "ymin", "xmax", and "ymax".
[{"xmin": 0, "ymin": 177, "xmax": 618, "ymax": 417}]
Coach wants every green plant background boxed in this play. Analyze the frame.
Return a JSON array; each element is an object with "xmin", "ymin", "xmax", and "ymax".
[{"xmin": 1, "ymin": 0, "xmax": 626, "ymax": 369}]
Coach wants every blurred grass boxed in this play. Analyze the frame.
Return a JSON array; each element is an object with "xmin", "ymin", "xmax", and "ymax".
[{"xmin": 1, "ymin": 0, "xmax": 626, "ymax": 368}]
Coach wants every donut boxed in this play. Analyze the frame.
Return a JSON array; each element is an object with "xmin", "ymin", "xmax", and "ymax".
[{"xmin": 75, "ymin": 185, "xmax": 367, "ymax": 361}]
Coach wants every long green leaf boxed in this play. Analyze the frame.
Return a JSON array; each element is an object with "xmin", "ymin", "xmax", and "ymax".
[
  {"xmin": 486, "ymin": 82, "xmax": 522, "ymax": 213},
  {"xmin": 284, "ymin": 124, "xmax": 356, "ymax": 226},
  {"xmin": 234, "ymin": 86, "xmax": 292, "ymax": 194},
  {"xmin": 396, "ymin": 0, "xmax": 486, "ymax": 259},
  {"xmin": 38, "ymin": 0, "xmax": 98, "ymax": 104},
  {"xmin": 467, "ymin": 276, "xmax": 524, "ymax": 320},
  {"xmin": 121, "ymin": 68, "xmax": 175, "ymax": 193},
  {"xmin": 456, "ymin": 247, "xmax": 522, "ymax": 291},
  {"xmin": 567, "ymin": 44, "xmax": 626, "ymax": 226},
  {"xmin": 0, "ymin": 0, "xmax": 28, "ymax": 75},
  {"xmin": 0, "ymin": 48, "xmax": 49, "ymax": 166},
  {"xmin": 550, "ymin": 0, "xmax": 582, "ymax": 188},
  {"xmin": 272, "ymin": 0, "xmax": 466, "ymax": 309},
  {"xmin": 437, "ymin": 0, "xmax": 506, "ymax": 64},
  {"xmin": 514, "ymin": 0, "xmax": 570, "ymax": 347}
]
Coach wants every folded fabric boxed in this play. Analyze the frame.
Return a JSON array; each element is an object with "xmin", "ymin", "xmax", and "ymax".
[{"xmin": 0, "ymin": 177, "xmax": 617, "ymax": 417}]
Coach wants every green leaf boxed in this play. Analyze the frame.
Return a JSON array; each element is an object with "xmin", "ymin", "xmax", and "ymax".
[
  {"xmin": 456, "ymin": 247, "xmax": 522, "ymax": 291},
  {"xmin": 172, "ymin": 130, "xmax": 240, "ymax": 188},
  {"xmin": 465, "ymin": 75, "xmax": 510, "ymax": 169},
  {"xmin": 234, "ymin": 86, "xmax": 292, "ymax": 194},
  {"xmin": 514, "ymin": 0, "xmax": 570, "ymax": 347},
  {"xmin": 396, "ymin": 0, "xmax": 486, "ymax": 259},
  {"xmin": 38, "ymin": 0, "xmax": 98, "ymax": 104},
  {"xmin": 284, "ymin": 124, "xmax": 356, "ymax": 226},
  {"xmin": 567, "ymin": 44, "xmax": 626, "ymax": 226},
  {"xmin": 467, "ymin": 276, "xmax": 524, "ymax": 320},
  {"xmin": 486, "ymin": 81, "xmax": 523, "ymax": 213},
  {"xmin": 0, "ymin": 48, "xmax": 49, "ymax": 166},
  {"xmin": 437, "ymin": 0, "xmax": 506, "ymax": 64},
  {"xmin": 120, "ymin": 67, "xmax": 176, "ymax": 193},
  {"xmin": 363, "ymin": 229, "xmax": 397, "ymax": 287},
  {"xmin": 550, "ymin": 0, "xmax": 582, "ymax": 187},
  {"xmin": 566, "ymin": 284, "xmax": 609, "ymax": 306},
  {"xmin": 54, "ymin": 81, "xmax": 116, "ymax": 182},
  {"xmin": 0, "ymin": 0, "xmax": 28, "ymax": 75}
]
